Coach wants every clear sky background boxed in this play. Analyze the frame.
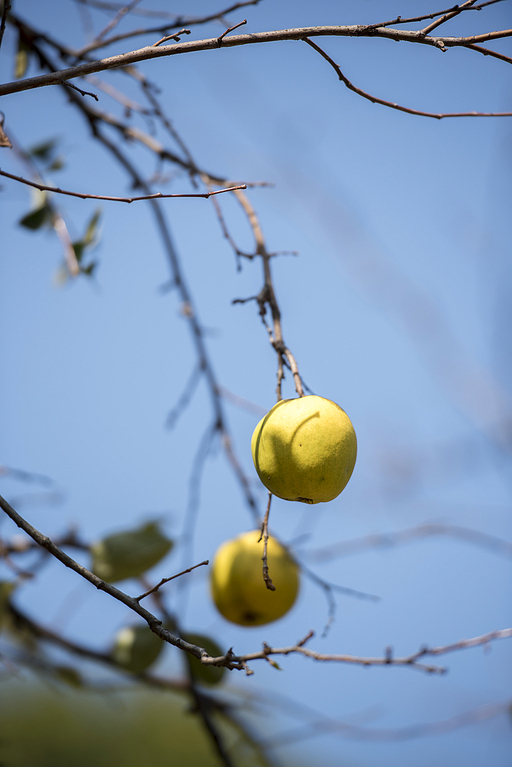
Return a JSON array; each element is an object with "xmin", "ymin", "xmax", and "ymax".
[{"xmin": 1, "ymin": 1, "xmax": 512, "ymax": 765}]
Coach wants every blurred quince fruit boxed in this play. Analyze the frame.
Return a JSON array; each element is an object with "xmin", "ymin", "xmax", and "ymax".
[
  {"xmin": 210, "ymin": 530, "xmax": 299, "ymax": 626},
  {"xmin": 251, "ymin": 395, "xmax": 357, "ymax": 504}
]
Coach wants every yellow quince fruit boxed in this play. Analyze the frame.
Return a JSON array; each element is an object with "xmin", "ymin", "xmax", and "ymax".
[
  {"xmin": 251, "ymin": 395, "xmax": 357, "ymax": 504},
  {"xmin": 210, "ymin": 530, "xmax": 299, "ymax": 626}
]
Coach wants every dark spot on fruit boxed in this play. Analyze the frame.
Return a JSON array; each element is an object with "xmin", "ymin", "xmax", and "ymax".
[
  {"xmin": 297, "ymin": 497, "xmax": 314, "ymax": 504},
  {"xmin": 243, "ymin": 611, "xmax": 259, "ymax": 623}
]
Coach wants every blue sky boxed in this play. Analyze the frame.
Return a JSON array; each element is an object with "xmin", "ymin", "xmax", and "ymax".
[{"xmin": 1, "ymin": 1, "xmax": 512, "ymax": 765}]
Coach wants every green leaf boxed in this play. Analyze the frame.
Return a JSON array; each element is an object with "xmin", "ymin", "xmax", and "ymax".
[
  {"xmin": 184, "ymin": 633, "xmax": 226, "ymax": 686},
  {"xmin": 111, "ymin": 624, "xmax": 165, "ymax": 674},
  {"xmin": 91, "ymin": 522, "xmax": 173, "ymax": 583},
  {"xmin": 268, "ymin": 659, "xmax": 283, "ymax": 670},
  {"xmin": 19, "ymin": 204, "xmax": 53, "ymax": 231}
]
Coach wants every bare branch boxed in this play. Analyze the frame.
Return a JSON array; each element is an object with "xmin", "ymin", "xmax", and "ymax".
[
  {"xmin": 134, "ymin": 560, "xmax": 209, "ymax": 602},
  {"xmin": 263, "ymin": 700, "xmax": 511, "ymax": 746},
  {"xmin": 259, "ymin": 492, "xmax": 275, "ymax": 591},
  {"xmin": 217, "ymin": 18, "xmax": 247, "ymax": 45},
  {"xmin": 420, "ymin": 0, "xmax": 478, "ymax": 37},
  {"xmin": 0, "ymin": 168, "xmax": 246, "ymax": 202},
  {"xmin": 2, "ymin": 23, "xmax": 512, "ymax": 98},
  {"xmin": 152, "ymin": 28, "xmax": 191, "ymax": 48},
  {"xmin": 2, "ymin": 494, "xmax": 511, "ymax": 676},
  {"xmin": 94, "ymin": 0, "xmax": 143, "ymax": 43},
  {"xmin": 305, "ymin": 522, "xmax": 512, "ymax": 562},
  {"xmin": 0, "ymin": 492, "xmax": 208, "ymax": 660},
  {"xmin": 303, "ymin": 37, "xmax": 512, "ymax": 119}
]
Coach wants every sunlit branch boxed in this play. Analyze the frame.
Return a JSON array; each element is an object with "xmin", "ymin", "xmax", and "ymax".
[{"xmin": 2, "ymin": 23, "xmax": 512, "ymax": 98}]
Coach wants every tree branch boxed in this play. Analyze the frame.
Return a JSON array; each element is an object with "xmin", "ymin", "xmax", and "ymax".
[
  {"xmin": 303, "ymin": 36, "xmax": 512, "ymax": 119},
  {"xmin": 2, "ymin": 23, "xmax": 511, "ymax": 97},
  {"xmin": 2, "ymin": 494, "xmax": 511, "ymax": 677},
  {"xmin": 0, "ymin": 168, "xmax": 246, "ymax": 201}
]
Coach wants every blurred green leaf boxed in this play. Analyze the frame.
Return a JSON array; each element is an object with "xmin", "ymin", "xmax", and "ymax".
[
  {"xmin": 14, "ymin": 38, "xmax": 31, "ymax": 80},
  {"xmin": 47, "ymin": 156, "xmax": 64, "ymax": 172},
  {"xmin": 28, "ymin": 138, "xmax": 59, "ymax": 161},
  {"xmin": 184, "ymin": 633, "xmax": 226, "ymax": 686},
  {"xmin": 91, "ymin": 522, "xmax": 173, "ymax": 583},
  {"xmin": 19, "ymin": 204, "xmax": 53, "ymax": 231},
  {"xmin": 83, "ymin": 209, "xmax": 101, "ymax": 247},
  {"xmin": 111, "ymin": 624, "xmax": 165, "ymax": 674},
  {"xmin": 72, "ymin": 240, "xmax": 85, "ymax": 263},
  {"xmin": 0, "ymin": 581, "xmax": 17, "ymax": 630},
  {"xmin": 54, "ymin": 665, "xmax": 83, "ymax": 688},
  {"xmin": 0, "ymin": 684, "xmax": 285, "ymax": 767},
  {"xmin": 81, "ymin": 261, "xmax": 98, "ymax": 277}
]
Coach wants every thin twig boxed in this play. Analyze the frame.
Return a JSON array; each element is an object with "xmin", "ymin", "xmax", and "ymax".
[
  {"xmin": 305, "ymin": 522, "xmax": 512, "ymax": 562},
  {"xmin": 0, "ymin": 169, "xmax": 246, "ymax": 202},
  {"xmin": 217, "ymin": 19, "xmax": 247, "ymax": 45},
  {"xmin": 165, "ymin": 363, "xmax": 203, "ymax": 429},
  {"xmin": 299, "ymin": 561, "xmax": 380, "ymax": 637},
  {"xmin": 152, "ymin": 28, "xmax": 191, "ymax": 48},
  {"xmin": 95, "ymin": 0, "xmax": 142, "ymax": 42},
  {"xmin": 59, "ymin": 78, "xmax": 99, "ymax": 100},
  {"xmin": 420, "ymin": 0, "xmax": 477, "ymax": 37},
  {"xmin": 263, "ymin": 700, "xmax": 511, "ymax": 747},
  {"xmin": 259, "ymin": 492, "xmax": 275, "ymax": 591},
  {"xmin": 134, "ymin": 560, "xmax": 209, "ymax": 602}
]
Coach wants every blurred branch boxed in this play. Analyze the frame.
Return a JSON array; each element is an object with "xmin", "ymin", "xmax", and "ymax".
[
  {"xmin": 0, "ymin": 168, "xmax": 247, "ymax": 202},
  {"xmin": 94, "ymin": 0, "xmax": 142, "ymax": 43},
  {"xmin": 0, "ymin": 464, "xmax": 54, "ymax": 486},
  {"xmin": 73, "ymin": 1, "xmax": 263, "ymax": 56},
  {"xmin": 263, "ymin": 700, "xmax": 511, "ymax": 746},
  {"xmin": 305, "ymin": 522, "xmax": 512, "ymax": 562}
]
